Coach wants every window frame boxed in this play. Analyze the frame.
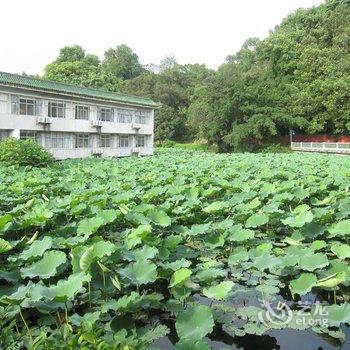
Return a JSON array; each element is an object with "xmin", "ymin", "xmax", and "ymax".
[
  {"xmin": 45, "ymin": 132, "xmax": 71, "ymax": 149},
  {"xmin": 99, "ymin": 134, "xmax": 112, "ymax": 148},
  {"xmin": 118, "ymin": 135, "xmax": 130, "ymax": 148},
  {"xmin": 75, "ymin": 105, "xmax": 90, "ymax": 120},
  {"xmin": 48, "ymin": 101, "xmax": 66, "ymax": 119},
  {"xmin": 136, "ymin": 135, "xmax": 146, "ymax": 147},
  {"xmin": 19, "ymin": 97, "xmax": 37, "ymax": 116},
  {"xmin": 97, "ymin": 106, "xmax": 113, "ymax": 122},
  {"xmin": 20, "ymin": 130, "xmax": 37, "ymax": 142},
  {"xmin": 116, "ymin": 109, "xmax": 133, "ymax": 123},
  {"xmin": 75, "ymin": 133, "xmax": 90, "ymax": 148},
  {"xmin": 134, "ymin": 110, "xmax": 149, "ymax": 124}
]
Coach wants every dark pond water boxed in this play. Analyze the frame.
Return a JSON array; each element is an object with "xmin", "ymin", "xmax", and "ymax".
[
  {"xmin": 153, "ymin": 326, "xmax": 350, "ymax": 350},
  {"xmin": 151, "ymin": 290, "xmax": 350, "ymax": 350}
]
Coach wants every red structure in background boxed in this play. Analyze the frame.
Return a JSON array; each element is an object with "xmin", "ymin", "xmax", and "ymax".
[{"xmin": 280, "ymin": 134, "xmax": 350, "ymax": 145}]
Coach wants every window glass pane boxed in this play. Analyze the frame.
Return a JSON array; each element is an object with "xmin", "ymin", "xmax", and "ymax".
[
  {"xmin": 99, "ymin": 134, "xmax": 111, "ymax": 147},
  {"xmin": 20, "ymin": 130, "xmax": 37, "ymax": 141},
  {"xmin": 19, "ymin": 98, "xmax": 36, "ymax": 116},
  {"xmin": 135, "ymin": 110, "xmax": 149, "ymax": 124},
  {"xmin": 98, "ymin": 107, "xmax": 113, "ymax": 122},
  {"xmin": 48, "ymin": 102, "xmax": 66, "ymax": 118},
  {"xmin": 136, "ymin": 136, "xmax": 146, "ymax": 147},
  {"xmin": 75, "ymin": 106, "xmax": 89, "ymax": 120},
  {"xmin": 75, "ymin": 134, "xmax": 90, "ymax": 148},
  {"xmin": 117, "ymin": 109, "xmax": 132, "ymax": 123},
  {"xmin": 118, "ymin": 135, "xmax": 129, "ymax": 147}
]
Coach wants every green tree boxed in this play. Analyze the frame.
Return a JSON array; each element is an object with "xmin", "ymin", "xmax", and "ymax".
[{"xmin": 103, "ymin": 44, "xmax": 145, "ymax": 80}]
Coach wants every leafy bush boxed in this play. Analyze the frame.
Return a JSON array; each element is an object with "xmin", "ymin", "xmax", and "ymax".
[
  {"xmin": 258, "ymin": 143, "xmax": 292, "ymax": 153},
  {"xmin": 155, "ymin": 139, "xmax": 176, "ymax": 147},
  {"xmin": 0, "ymin": 138, "xmax": 54, "ymax": 167}
]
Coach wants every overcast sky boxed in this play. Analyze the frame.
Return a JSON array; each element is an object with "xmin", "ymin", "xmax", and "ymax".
[{"xmin": 1, "ymin": 0, "xmax": 324, "ymax": 75}]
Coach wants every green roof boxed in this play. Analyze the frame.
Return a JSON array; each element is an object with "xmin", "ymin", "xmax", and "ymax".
[{"xmin": 0, "ymin": 71, "xmax": 159, "ymax": 108}]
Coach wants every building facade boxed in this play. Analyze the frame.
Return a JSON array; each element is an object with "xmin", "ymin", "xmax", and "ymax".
[{"xmin": 0, "ymin": 72, "xmax": 159, "ymax": 159}]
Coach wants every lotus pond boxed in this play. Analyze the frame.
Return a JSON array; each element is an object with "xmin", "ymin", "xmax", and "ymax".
[{"xmin": 0, "ymin": 149, "xmax": 349, "ymax": 350}]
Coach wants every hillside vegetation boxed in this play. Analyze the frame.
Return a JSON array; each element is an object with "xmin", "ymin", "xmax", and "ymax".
[{"xmin": 39, "ymin": 0, "xmax": 350, "ymax": 151}]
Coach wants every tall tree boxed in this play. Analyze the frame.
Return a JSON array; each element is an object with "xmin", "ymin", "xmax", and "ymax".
[{"xmin": 103, "ymin": 44, "xmax": 145, "ymax": 80}]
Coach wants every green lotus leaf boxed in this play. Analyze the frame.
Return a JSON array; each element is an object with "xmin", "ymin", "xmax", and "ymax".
[
  {"xmin": 97, "ymin": 209, "xmax": 118, "ymax": 224},
  {"xmin": 175, "ymin": 305, "xmax": 214, "ymax": 340},
  {"xmin": 310, "ymin": 240, "xmax": 327, "ymax": 251},
  {"xmin": 164, "ymin": 258, "xmax": 191, "ymax": 271},
  {"xmin": 326, "ymin": 303, "xmax": 350, "ymax": 325},
  {"xmin": 21, "ymin": 250, "xmax": 67, "ymax": 279},
  {"xmin": 77, "ymin": 217, "xmax": 104, "ymax": 236},
  {"xmin": 169, "ymin": 268, "xmax": 192, "ymax": 288},
  {"xmin": 174, "ymin": 339, "xmax": 211, "ymax": 350},
  {"xmin": 202, "ymin": 201, "xmax": 225, "ymax": 213},
  {"xmin": 127, "ymin": 224, "xmax": 152, "ymax": 249},
  {"xmin": 298, "ymin": 253, "xmax": 329, "ymax": 271},
  {"xmin": 228, "ymin": 247, "xmax": 249, "ymax": 265},
  {"xmin": 79, "ymin": 240, "xmax": 117, "ymax": 271},
  {"xmin": 131, "ymin": 245, "xmax": 158, "ymax": 261},
  {"xmin": 202, "ymin": 281, "xmax": 234, "ymax": 300},
  {"xmin": 0, "ymin": 282, "xmax": 35, "ymax": 304},
  {"xmin": 123, "ymin": 259, "xmax": 158, "ymax": 286},
  {"xmin": 19, "ymin": 236, "xmax": 53, "ymax": 260},
  {"xmin": 229, "ymin": 225, "xmax": 254, "ymax": 242},
  {"xmin": 328, "ymin": 220, "xmax": 350, "ymax": 237},
  {"xmin": 330, "ymin": 244, "xmax": 350, "ymax": 259},
  {"xmin": 195, "ymin": 268, "xmax": 226, "ymax": 282},
  {"xmin": 289, "ymin": 273, "xmax": 317, "ymax": 296},
  {"xmin": 252, "ymin": 254, "xmax": 281, "ymax": 270},
  {"xmin": 44, "ymin": 272, "xmax": 91, "ymax": 301},
  {"xmin": 149, "ymin": 210, "xmax": 171, "ymax": 227},
  {"xmin": 0, "ymin": 214, "xmax": 12, "ymax": 231},
  {"xmin": 245, "ymin": 213, "xmax": 269, "ymax": 228},
  {"xmin": 282, "ymin": 211, "xmax": 314, "ymax": 228},
  {"xmin": 0, "ymin": 238, "xmax": 12, "ymax": 254},
  {"xmin": 315, "ymin": 272, "xmax": 346, "ymax": 289}
]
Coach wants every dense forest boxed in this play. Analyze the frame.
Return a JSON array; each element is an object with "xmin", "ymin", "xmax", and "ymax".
[{"xmin": 40, "ymin": 0, "xmax": 349, "ymax": 151}]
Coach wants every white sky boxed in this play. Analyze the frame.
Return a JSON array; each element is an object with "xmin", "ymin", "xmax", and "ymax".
[{"xmin": 1, "ymin": 0, "xmax": 324, "ymax": 75}]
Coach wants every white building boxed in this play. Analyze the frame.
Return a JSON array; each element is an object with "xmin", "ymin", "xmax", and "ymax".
[{"xmin": 0, "ymin": 72, "xmax": 159, "ymax": 159}]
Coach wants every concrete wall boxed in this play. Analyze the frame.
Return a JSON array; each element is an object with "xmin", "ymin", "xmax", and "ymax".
[{"xmin": 0, "ymin": 86, "xmax": 155, "ymax": 159}]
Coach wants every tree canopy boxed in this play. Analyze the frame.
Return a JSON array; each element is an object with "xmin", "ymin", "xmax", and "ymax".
[{"xmin": 41, "ymin": 0, "xmax": 350, "ymax": 150}]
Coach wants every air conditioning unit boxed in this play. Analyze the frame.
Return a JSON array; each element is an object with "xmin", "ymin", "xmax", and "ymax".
[
  {"xmin": 92, "ymin": 148, "xmax": 103, "ymax": 155},
  {"xmin": 91, "ymin": 120, "xmax": 103, "ymax": 128},
  {"xmin": 37, "ymin": 116, "xmax": 52, "ymax": 124},
  {"xmin": 132, "ymin": 122, "xmax": 141, "ymax": 130},
  {"xmin": 131, "ymin": 147, "xmax": 140, "ymax": 154}
]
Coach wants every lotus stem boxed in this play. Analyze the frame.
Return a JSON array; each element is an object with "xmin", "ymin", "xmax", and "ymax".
[
  {"xmin": 19, "ymin": 307, "xmax": 33, "ymax": 346},
  {"xmin": 65, "ymin": 302, "xmax": 69, "ymax": 324},
  {"xmin": 88, "ymin": 282, "xmax": 92, "ymax": 308},
  {"xmin": 333, "ymin": 289, "xmax": 337, "ymax": 304}
]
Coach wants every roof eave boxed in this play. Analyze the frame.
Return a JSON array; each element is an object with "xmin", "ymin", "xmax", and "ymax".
[{"xmin": 0, "ymin": 82, "xmax": 159, "ymax": 109}]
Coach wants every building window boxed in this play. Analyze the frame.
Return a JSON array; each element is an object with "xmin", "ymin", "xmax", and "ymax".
[
  {"xmin": 75, "ymin": 105, "xmax": 89, "ymax": 120},
  {"xmin": 19, "ymin": 98, "xmax": 37, "ymax": 116},
  {"xmin": 99, "ymin": 134, "xmax": 111, "ymax": 148},
  {"xmin": 135, "ymin": 110, "xmax": 149, "ymax": 124},
  {"xmin": 75, "ymin": 134, "xmax": 90, "ymax": 148},
  {"xmin": 116, "ymin": 109, "xmax": 133, "ymax": 123},
  {"xmin": 20, "ymin": 130, "xmax": 37, "ymax": 141},
  {"xmin": 97, "ymin": 107, "xmax": 113, "ymax": 122},
  {"xmin": 136, "ymin": 135, "xmax": 147, "ymax": 147},
  {"xmin": 118, "ymin": 135, "xmax": 129, "ymax": 148},
  {"xmin": 0, "ymin": 131, "xmax": 8, "ymax": 141},
  {"xmin": 45, "ymin": 133, "xmax": 71, "ymax": 149},
  {"xmin": 48, "ymin": 101, "xmax": 66, "ymax": 118}
]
